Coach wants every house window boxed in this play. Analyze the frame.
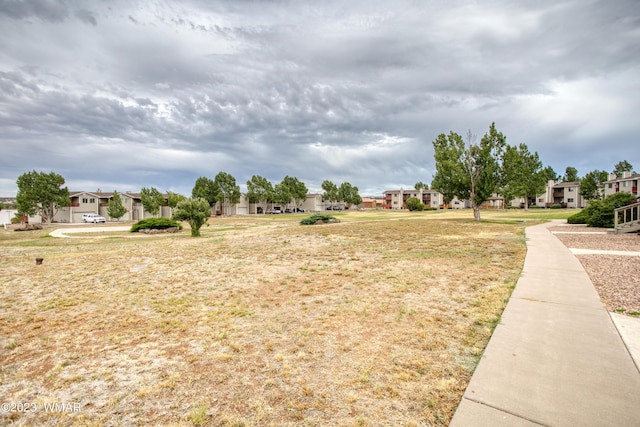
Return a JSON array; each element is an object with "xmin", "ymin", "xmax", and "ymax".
[
  {"xmin": 608, "ymin": 183, "xmax": 613, "ymax": 188},
  {"xmin": 568, "ymin": 198, "xmax": 574, "ymax": 203},
  {"xmin": 568, "ymin": 187, "xmax": 574, "ymax": 192},
  {"xmin": 82, "ymin": 198, "xmax": 95, "ymax": 203},
  {"xmin": 623, "ymin": 181, "xmax": 629, "ymax": 187}
]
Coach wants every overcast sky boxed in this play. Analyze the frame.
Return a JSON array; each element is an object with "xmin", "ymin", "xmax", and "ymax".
[{"xmin": 1, "ymin": 0, "xmax": 638, "ymax": 197}]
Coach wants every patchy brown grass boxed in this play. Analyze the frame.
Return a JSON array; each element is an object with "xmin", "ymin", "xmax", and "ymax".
[{"xmin": 0, "ymin": 212, "xmax": 528, "ymax": 426}]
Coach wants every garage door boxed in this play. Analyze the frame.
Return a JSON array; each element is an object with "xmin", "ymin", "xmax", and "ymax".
[{"xmin": 73, "ymin": 212, "xmax": 89, "ymax": 223}]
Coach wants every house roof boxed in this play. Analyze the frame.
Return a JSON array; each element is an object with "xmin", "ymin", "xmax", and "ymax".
[
  {"xmin": 604, "ymin": 173, "xmax": 640, "ymax": 184},
  {"xmin": 552, "ymin": 181, "xmax": 579, "ymax": 189},
  {"xmin": 69, "ymin": 191, "xmax": 101, "ymax": 198},
  {"xmin": 383, "ymin": 188, "xmax": 439, "ymax": 194}
]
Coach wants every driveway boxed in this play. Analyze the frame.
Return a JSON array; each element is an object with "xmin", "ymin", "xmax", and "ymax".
[{"xmin": 49, "ymin": 225, "xmax": 130, "ymax": 238}]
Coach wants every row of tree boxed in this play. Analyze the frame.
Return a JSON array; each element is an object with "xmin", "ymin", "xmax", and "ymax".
[
  {"xmin": 430, "ymin": 123, "xmax": 635, "ymax": 221},
  {"xmin": 12, "ymin": 169, "xmax": 364, "ymax": 223}
]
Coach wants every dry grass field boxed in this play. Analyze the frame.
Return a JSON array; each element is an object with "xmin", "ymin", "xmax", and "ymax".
[{"xmin": 0, "ymin": 210, "xmax": 549, "ymax": 426}]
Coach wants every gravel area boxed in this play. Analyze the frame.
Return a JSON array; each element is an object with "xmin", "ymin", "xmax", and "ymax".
[{"xmin": 550, "ymin": 225, "xmax": 640, "ymax": 315}]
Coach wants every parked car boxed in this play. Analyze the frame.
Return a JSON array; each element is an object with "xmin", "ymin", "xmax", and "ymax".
[
  {"xmin": 267, "ymin": 207, "xmax": 282, "ymax": 214},
  {"xmin": 82, "ymin": 213, "xmax": 106, "ymax": 223},
  {"xmin": 296, "ymin": 208, "xmax": 305, "ymax": 213},
  {"xmin": 284, "ymin": 208, "xmax": 293, "ymax": 213}
]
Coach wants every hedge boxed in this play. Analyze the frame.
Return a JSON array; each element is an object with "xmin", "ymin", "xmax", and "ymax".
[{"xmin": 130, "ymin": 217, "xmax": 182, "ymax": 232}]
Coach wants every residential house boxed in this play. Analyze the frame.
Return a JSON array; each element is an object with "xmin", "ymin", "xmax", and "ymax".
[
  {"xmin": 221, "ymin": 193, "xmax": 250, "ymax": 215},
  {"xmin": 360, "ymin": 198, "xmax": 384, "ymax": 209},
  {"xmin": 383, "ymin": 189, "xmax": 446, "ymax": 209},
  {"xmin": 300, "ymin": 194, "xmax": 326, "ymax": 212},
  {"xmin": 50, "ymin": 191, "xmax": 173, "ymax": 223},
  {"xmin": 604, "ymin": 172, "xmax": 639, "ymax": 199},
  {"xmin": 535, "ymin": 181, "xmax": 585, "ymax": 208},
  {"xmin": 482, "ymin": 195, "xmax": 506, "ymax": 209}
]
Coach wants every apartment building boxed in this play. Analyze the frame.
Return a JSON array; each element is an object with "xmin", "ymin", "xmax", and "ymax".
[
  {"xmin": 603, "ymin": 171, "xmax": 639, "ymax": 198},
  {"xmin": 382, "ymin": 188, "xmax": 446, "ymax": 209},
  {"xmin": 532, "ymin": 181, "xmax": 585, "ymax": 208}
]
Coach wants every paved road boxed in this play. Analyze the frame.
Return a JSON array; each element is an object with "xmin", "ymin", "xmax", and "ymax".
[{"xmin": 49, "ymin": 225, "xmax": 130, "ymax": 238}]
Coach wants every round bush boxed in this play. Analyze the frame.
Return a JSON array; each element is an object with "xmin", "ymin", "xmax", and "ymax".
[
  {"xmin": 130, "ymin": 217, "xmax": 182, "ymax": 232},
  {"xmin": 300, "ymin": 213, "xmax": 340, "ymax": 225}
]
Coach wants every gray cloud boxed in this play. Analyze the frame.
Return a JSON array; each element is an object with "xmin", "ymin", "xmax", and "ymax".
[{"xmin": 1, "ymin": 0, "xmax": 638, "ymax": 197}]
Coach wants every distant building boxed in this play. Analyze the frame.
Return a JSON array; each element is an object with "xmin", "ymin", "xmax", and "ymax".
[
  {"xmin": 382, "ymin": 188, "xmax": 449, "ymax": 209},
  {"xmin": 604, "ymin": 171, "xmax": 639, "ymax": 199}
]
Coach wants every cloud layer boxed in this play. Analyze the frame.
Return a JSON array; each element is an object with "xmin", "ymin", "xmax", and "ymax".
[{"xmin": 1, "ymin": 0, "xmax": 639, "ymax": 196}]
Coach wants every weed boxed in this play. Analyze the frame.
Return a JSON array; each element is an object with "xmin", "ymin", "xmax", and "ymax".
[{"xmin": 189, "ymin": 402, "xmax": 209, "ymax": 426}]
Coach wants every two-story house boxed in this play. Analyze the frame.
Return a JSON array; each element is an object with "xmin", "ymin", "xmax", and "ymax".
[{"xmin": 604, "ymin": 171, "xmax": 639, "ymax": 199}]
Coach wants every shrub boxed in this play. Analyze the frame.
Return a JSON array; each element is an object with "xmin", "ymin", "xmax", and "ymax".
[
  {"xmin": 583, "ymin": 192, "xmax": 637, "ymax": 228},
  {"xmin": 567, "ymin": 209, "xmax": 589, "ymax": 224},
  {"xmin": 424, "ymin": 206, "xmax": 437, "ymax": 211},
  {"xmin": 405, "ymin": 197, "xmax": 424, "ymax": 211},
  {"xmin": 550, "ymin": 204, "xmax": 563, "ymax": 209},
  {"xmin": 300, "ymin": 213, "xmax": 340, "ymax": 225},
  {"xmin": 130, "ymin": 217, "xmax": 182, "ymax": 232}
]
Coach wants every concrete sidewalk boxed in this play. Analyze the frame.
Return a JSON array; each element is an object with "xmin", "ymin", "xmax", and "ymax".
[{"xmin": 450, "ymin": 221, "xmax": 640, "ymax": 426}]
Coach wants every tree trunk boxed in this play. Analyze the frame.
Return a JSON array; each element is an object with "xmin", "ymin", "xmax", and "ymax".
[{"xmin": 473, "ymin": 203, "xmax": 481, "ymax": 221}]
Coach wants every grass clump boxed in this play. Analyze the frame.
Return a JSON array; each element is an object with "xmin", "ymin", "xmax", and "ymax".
[
  {"xmin": 130, "ymin": 217, "xmax": 182, "ymax": 232},
  {"xmin": 300, "ymin": 213, "xmax": 340, "ymax": 225}
]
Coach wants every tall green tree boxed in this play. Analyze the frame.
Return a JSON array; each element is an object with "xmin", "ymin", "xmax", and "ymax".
[
  {"xmin": 501, "ymin": 143, "xmax": 546, "ymax": 209},
  {"xmin": 140, "ymin": 187, "xmax": 165, "ymax": 217},
  {"xmin": 613, "ymin": 160, "xmax": 634, "ymax": 177},
  {"xmin": 214, "ymin": 171, "xmax": 240, "ymax": 216},
  {"xmin": 321, "ymin": 180, "xmax": 339, "ymax": 209},
  {"xmin": 281, "ymin": 176, "xmax": 308, "ymax": 211},
  {"xmin": 432, "ymin": 124, "xmax": 506, "ymax": 221},
  {"xmin": 16, "ymin": 170, "xmax": 70, "ymax": 223},
  {"xmin": 414, "ymin": 181, "xmax": 429, "ymax": 190},
  {"xmin": 167, "ymin": 191, "xmax": 186, "ymax": 208},
  {"xmin": 192, "ymin": 176, "xmax": 219, "ymax": 208},
  {"xmin": 107, "ymin": 190, "xmax": 127, "ymax": 221},
  {"xmin": 339, "ymin": 182, "xmax": 362, "ymax": 208},
  {"xmin": 563, "ymin": 166, "xmax": 579, "ymax": 182},
  {"xmin": 273, "ymin": 182, "xmax": 291, "ymax": 209},
  {"xmin": 580, "ymin": 170, "xmax": 610, "ymax": 200},
  {"xmin": 172, "ymin": 197, "xmax": 211, "ymax": 237},
  {"xmin": 246, "ymin": 175, "xmax": 273, "ymax": 214},
  {"xmin": 541, "ymin": 166, "xmax": 560, "ymax": 183}
]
